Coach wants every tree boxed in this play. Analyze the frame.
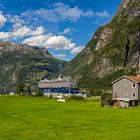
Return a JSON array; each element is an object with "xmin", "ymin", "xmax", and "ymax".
[
  {"xmin": 101, "ymin": 93, "xmax": 113, "ymax": 107},
  {"xmin": 101, "ymin": 93, "xmax": 106, "ymax": 107},
  {"xmin": 36, "ymin": 90, "xmax": 44, "ymax": 97},
  {"xmin": 27, "ymin": 85, "xmax": 31, "ymax": 96},
  {"xmin": 16, "ymin": 83, "xmax": 25, "ymax": 95}
]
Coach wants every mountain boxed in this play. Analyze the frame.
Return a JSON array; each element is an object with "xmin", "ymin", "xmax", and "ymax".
[
  {"xmin": 63, "ymin": 0, "xmax": 140, "ymax": 89},
  {"xmin": 0, "ymin": 42, "xmax": 66, "ymax": 89}
]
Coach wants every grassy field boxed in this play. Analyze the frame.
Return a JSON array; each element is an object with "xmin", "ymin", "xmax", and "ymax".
[{"xmin": 0, "ymin": 96, "xmax": 140, "ymax": 140}]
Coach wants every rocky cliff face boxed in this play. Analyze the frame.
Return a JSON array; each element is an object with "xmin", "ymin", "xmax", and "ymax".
[
  {"xmin": 0, "ymin": 42, "xmax": 66, "ymax": 89},
  {"xmin": 63, "ymin": 0, "xmax": 140, "ymax": 89}
]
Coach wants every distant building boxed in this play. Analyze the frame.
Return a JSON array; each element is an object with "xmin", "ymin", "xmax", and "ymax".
[
  {"xmin": 112, "ymin": 76, "xmax": 140, "ymax": 108},
  {"xmin": 38, "ymin": 75, "xmax": 79, "ymax": 94}
]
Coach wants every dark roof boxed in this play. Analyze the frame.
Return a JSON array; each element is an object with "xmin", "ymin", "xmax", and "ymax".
[{"xmin": 112, "ymin": 76, "xmax": 140, "ymax": 84}]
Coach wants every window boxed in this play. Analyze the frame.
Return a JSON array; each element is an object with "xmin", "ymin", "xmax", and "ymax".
[
  {"xmin": 132, "ymin": 93, "xmax": 136, "ymax": 98},
  {"xmin": 124, "ymin": 83, "xmax": 128, "ymax": 86},
  {"xmin": 124, "ymin": 93, "xmax": 128, "ymax": 96},
  {"xmin": 132, "ymin": 83, "xmax": 136, "ymax": 88}
]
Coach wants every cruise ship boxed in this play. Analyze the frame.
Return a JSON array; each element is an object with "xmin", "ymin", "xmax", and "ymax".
[{"xmin": 38, "ymin": 75, "xmax": 79, "ymax": 94}]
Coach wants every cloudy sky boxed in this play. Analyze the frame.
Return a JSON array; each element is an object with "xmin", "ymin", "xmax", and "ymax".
[{"xmin": 0, "ymin": 0, "xmax": 121, "ymax": 61}]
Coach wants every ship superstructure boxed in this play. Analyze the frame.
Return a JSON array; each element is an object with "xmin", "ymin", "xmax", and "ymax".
[{"xmin": 38, "ymin": 75, "xmax": 79, "ymax": 94}]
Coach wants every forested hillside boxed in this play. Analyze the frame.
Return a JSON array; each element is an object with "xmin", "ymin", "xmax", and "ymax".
[{"xmin": 0, "ymin": 42, "xmax": 66, "ymax": 89}]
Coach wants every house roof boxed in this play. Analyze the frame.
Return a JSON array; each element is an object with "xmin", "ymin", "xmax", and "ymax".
[
  {"xmin": 128, "ymin": 76, "xmax": 140, "ymax": 83},
  {"xmin": 112, "ymin": 75, "xmax": 140, "ymax": 84}
]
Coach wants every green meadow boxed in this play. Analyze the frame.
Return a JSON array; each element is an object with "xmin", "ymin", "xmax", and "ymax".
[{"xmin": 0, "ymin": 96, "xmax": 140, "ymax": 140}]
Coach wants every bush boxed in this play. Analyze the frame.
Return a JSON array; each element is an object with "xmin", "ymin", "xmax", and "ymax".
[
  {"xmin": 26, "ymin": 85, "xmax": 31, "ymax": 96},
  {"xmin": 89, "ymin": 89, "xmax": 102, "ymax": 96},
  {"xmin": 68, "ymin": 95, "xmax": 85, "ymax": 101},
  {"xmin": 16, "ymin": 83, "xmax": 25, "ymax": 95},
  {"xmin": 35, "ymin": 91, "xmax": 44, "ymax": 97},
  {"xmin": 101, "ymin": 93, "xmax": 113, "ymax": 107}
]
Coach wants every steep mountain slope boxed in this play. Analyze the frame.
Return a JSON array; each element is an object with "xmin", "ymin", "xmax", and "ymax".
[
  {"xmin": 63, "ymin": 0, "xmax": 140, "ymax": 89},
  {"xmin": 0, "ymin": 42, "xmax": 66, "ymax": 89}
]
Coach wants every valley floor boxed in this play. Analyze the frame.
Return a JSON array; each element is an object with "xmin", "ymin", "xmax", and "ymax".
[{"xmin": 0, "ymin": 96, "xmax": 140, "ymax": 140}]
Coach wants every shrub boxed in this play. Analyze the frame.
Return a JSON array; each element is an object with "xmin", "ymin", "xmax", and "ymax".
[
  {"xmin": 68, "ymin": 95, "xmax": 85, "ymax": 101},
  {"xmin": 16, "ymin": 83, "xmax": 25, "ymax": 95},
  {"xmin": 101, "ymin": 93, "xmax": 113, "ymax": 107},
  {"xmin": 36, "ymin": 91, "xmax": 44, "ymax": 97},
  {"xmin": 89, "ymin": 89, "xmax": 102, "ymax": 96},
  {"xmin": 27, "ymin": 85, "xmax": 31, "ymax": 96}
]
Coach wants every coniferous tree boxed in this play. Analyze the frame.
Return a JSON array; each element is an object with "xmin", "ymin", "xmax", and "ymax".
[{"xmin": 16, "ymin": 83, "xmax": 25, "ymax": 95}]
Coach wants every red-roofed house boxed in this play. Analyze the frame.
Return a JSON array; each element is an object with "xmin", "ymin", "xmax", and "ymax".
[{"xmin": 112, "ymin": 76, "xmax": 140, "ymax": 108}]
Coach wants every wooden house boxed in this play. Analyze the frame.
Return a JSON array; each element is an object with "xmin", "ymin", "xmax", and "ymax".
[{"xmin": 112, "ymin": 76, "xmax": 140, "ymax": 108}]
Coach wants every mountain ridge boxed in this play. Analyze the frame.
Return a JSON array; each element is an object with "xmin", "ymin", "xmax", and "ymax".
[
  {"xmin": 0, "ymin": 41, "xmax": 66, "ymax": 89},
  {"xmin": 62, "ymin": 0, "xmax": 140, "ymax": 89}
]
